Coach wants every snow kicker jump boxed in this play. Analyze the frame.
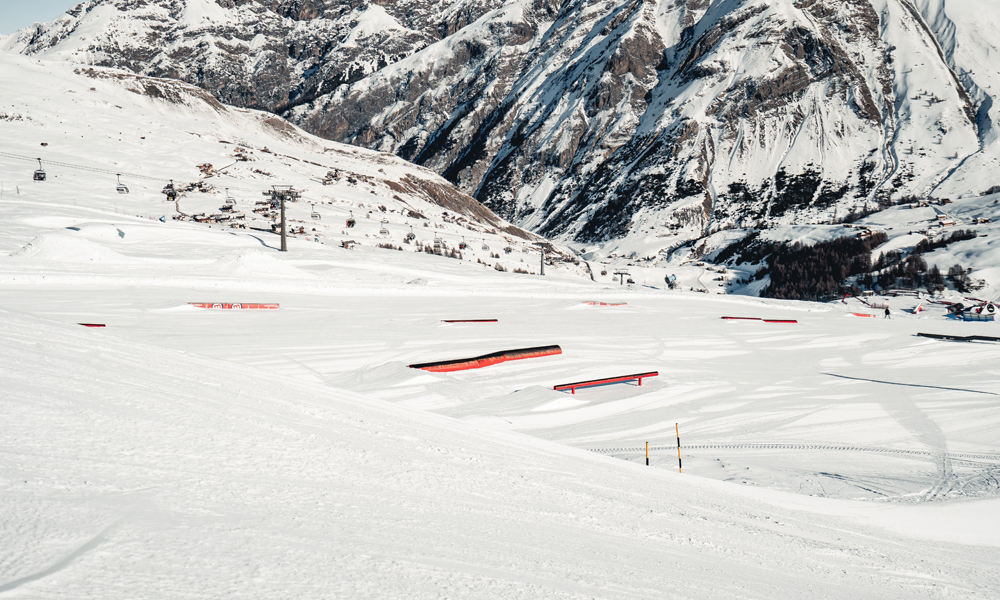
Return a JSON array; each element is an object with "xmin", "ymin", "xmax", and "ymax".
[
  {"xmin": 409, "ymin": 345, "xmax": 562, "ymax": 372},
  {"xmin": 554, "ymin": 371, "xmax": 658, "ymax": 394}
]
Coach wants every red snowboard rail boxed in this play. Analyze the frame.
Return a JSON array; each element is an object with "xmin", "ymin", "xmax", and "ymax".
[
  {"xmin": 78, "ymin": 323, "xmax": 106, "ymax": 328},
  {"xmin": 584, "ymin": 301, "xmax": 628, "ymax": 307},
  {"xmin": 189, "ymin": 303, "xmax": 280, "ymax": 310},
  {"xmin": 721, "ymin": 317, "xmax": 798, "ymax": 323},
  {"xmin": 441, "ymin": 319, "xmax": 499, "ymax": 323},
  {"xmin": 554, "ymin": 371, "xmax": 658, "ymax": 394},
  {"xmin": 410, "ymin": 345, "xmax": 562, "ymax": 372}
]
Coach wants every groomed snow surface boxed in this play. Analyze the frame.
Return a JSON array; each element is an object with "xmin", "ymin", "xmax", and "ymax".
[
  {"xmin": 4, "ymin": 210, "xmax": 1000, "ymax": 599},
  {"xmin": 2, "ymin": 55, "xmax": 1000, "ymax": 599}
]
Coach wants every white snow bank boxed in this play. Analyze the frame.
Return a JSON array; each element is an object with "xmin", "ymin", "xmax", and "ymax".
[
  {"xmin": 8, "ymin": 233, "xmax": 130, "ymax": 263},
  {"xmin": 208, "ymin": 249, "xmax": 314, "ymax": 278},
  {"xmin": 69, "ymin": 222, "xmax": 128, "ymax": 241},
  {"xmin": 860, "ymin": 498, "xmax": 1000, "ymax": 547}
]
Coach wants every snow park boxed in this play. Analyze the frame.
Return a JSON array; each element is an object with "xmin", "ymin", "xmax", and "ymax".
[{"xmin": 3, "ymin": 0, "xmax": 1000, "ymax": 598}]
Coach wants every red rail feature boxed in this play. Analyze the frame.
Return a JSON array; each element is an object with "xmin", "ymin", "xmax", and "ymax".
[
  {"xmin": 78, "ymin": 323, "xmax": 106, "ymax": 328},
  {"xmin": 584, "ymin": 301, "xmax": 627, "ymax": 306},
  {"xmin": 441, "ymin": 319, "xmax": 499, "ymax": 323},
  {"xmin": 722, "ymin": 317, "xmax": 798, "ymax": 323},
  {"xmin": 842, "ymin": 291, "xmax": 873, "ymax": 307},
  {"xmin": 409, "ymin": 345, "xmax": 562, "ymax": 372},
  {"xmin": 851, "ymin": 312, "xmax": 876, "ymax": 318},
  {"xmin": 554, "ymin": 371, "xmax": 658, "ymax": 394},
  {"xmin": 189, "ymin": 303, "xmax": 280, "ymax": 310}
]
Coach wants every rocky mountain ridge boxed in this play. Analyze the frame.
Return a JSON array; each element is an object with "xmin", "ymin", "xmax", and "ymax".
[{"xmin": 6, "ymin": 0, "xmax": 1000, "ymax": 248}]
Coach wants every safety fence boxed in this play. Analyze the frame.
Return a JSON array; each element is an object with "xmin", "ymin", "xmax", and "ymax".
[{"xmin": 588, "ymin": 442, "xmax": 1000, "ymax": 462}]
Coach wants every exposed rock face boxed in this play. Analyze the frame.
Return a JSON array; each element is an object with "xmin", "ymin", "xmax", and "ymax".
[
  {"xmin": 10, "ymin": 0, "xmax": 1000, "ymax": 244},
  {"xmin": 5, "ymin": 0, "xmax": 505, "ymax": 113}
]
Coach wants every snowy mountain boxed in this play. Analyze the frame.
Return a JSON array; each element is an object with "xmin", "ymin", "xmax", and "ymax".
[
  {"xmin": 3, "ymin": 39, "xmax": 1000, "ymax": 599},
  {"xmin": 1, "ymin": 0, "xmax": 500, "ymax": 114},
  {"xmin": 7, "ymin": 0, "xmax": 1000, "ymax": 248}
]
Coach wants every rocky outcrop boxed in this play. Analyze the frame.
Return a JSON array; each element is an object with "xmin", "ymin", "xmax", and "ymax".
[{"xmin": 10, "ymin": 0, "xmax": 1000, "ymax": 246}]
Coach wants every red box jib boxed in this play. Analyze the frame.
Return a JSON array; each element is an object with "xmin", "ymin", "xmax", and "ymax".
[{"xmin": 189, "ymin": 303, "xmax": 280, "ymax": 310}]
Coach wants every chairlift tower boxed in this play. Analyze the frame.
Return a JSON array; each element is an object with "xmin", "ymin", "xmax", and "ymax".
[
  {"xmin": 614, "ymin": 270, "xmax": 630, "ymax": 285},
  {"xmin": 533, "ymin": 242, "xmax": 548, "ymax": 276},
  {"xmin": 262, "ymin": 185, "xmax": 300, "ymax": 252}
]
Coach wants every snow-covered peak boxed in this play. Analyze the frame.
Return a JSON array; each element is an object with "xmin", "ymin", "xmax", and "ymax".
[{"xmin": 11, "ymin": 0, "xmax": 1000, "ymax": 254}]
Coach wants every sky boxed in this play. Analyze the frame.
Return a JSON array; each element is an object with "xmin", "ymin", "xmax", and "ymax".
[{"xmin": 0, "ymin": 0, "xmax": 79, "ymax": 35}]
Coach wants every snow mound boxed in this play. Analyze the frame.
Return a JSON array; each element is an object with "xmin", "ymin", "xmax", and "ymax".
[
  {"xmin": 69, "ymin": 222, "xmax": 127, "ymax": 241},
  {"xmin": 9, "ymin": 233, "xmax": 130, "ymax": 263},
  {"xmin": 209, "ymin": 249, "xmax": 313, "ymax": 278},
  {"xmin": 340, "ymin": 361, "xmax": 423, "ymax": 390}
]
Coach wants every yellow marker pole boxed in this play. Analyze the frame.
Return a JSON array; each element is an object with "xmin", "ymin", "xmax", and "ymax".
[
  {"xmin": 676, "ymin": 423, "xmax": 682, "ymax": 473},
  {"xmin": 646, "ymin": 441, "xmax": 649, "ymax": 466}
]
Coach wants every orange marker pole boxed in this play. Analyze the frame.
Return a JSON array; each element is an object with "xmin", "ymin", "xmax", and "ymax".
[
  {"xmin": 646, "ymin": 442, "xmax": 649, "ymax": 466},
  {"xmin": 676, "ymin": 423, "xmax": 682, "ymax": 473}
]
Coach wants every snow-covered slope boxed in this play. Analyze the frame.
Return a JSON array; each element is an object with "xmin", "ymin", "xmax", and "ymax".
[
  {"xmin": 10, "ymin": 0, "xmax": 1000, "ymax": 249},
  {"xmin": 3, "ymin": 45, "xmax": 1000, "ymax": 599},
  {"xmin": 6, "ymin": 302, "xmax": 1000, "ymax": 598},
  {"xmin": 0, "ymin": 53, "xmax": 585, "ymax": 275}
]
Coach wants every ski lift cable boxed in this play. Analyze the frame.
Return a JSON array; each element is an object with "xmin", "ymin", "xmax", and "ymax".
[
  {"xmin": 3, "ymin": 150, "xmax": 313, "ymax": 198},
  {"xmin": 0, "ymin": 149, "xmax": 174, "ymax": 183}
]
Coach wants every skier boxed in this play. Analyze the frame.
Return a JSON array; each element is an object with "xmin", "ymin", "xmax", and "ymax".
[{"xmin": 884, "ymin": 306, "xmax": 891, "ymax": 319}]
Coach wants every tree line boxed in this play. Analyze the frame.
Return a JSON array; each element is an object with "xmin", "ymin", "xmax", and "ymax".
[{"xmin": 759, "ymin": 229, "xmax": 977, "ymax": 300}]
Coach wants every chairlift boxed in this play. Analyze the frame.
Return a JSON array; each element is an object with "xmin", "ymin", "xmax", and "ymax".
[
  {"xmin": 601, "ymin": 269, "xmax": 608, "ymax": 277},
  {"xmin": 379, "ymin": 220, "xmax": 389, "ymax": 235},
  {"xmin": 224, "ymin": 188, "xmax": 235, "ymax": 206},
  {"xmin": 503, "ymin": 246, "xmax": 513, "ymax": 254},
  {"xmin": 459, "ymin": 236, "xmax": 468, "ymax": 250},
  {"xmin": 162, "ymin": 179, "xmax": 177, "ymax": 201},
  {"xmin": 116, "ymin": 173, "xmax": 129, "ymax": 194},
  {"xmin": 33, "ymin": 158, "xmax": 46, "ymax": 181},
  {"xmin": 311, "ymin": 204, "xmax": 321, "ymax": 220},
  {"xmin": 404, "ymin": 226, "xmax": 416, "ymax": 243},
  {"xmin": 346, "ymin": 210, "xmax": 356, "ymax": 228},
  {"xmin": 481, "ymin": 239, "xmax": 490, "ymax": 251}
]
